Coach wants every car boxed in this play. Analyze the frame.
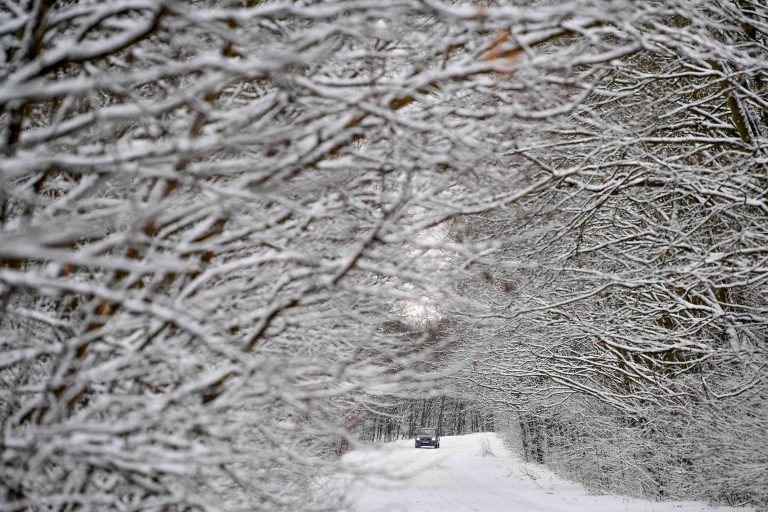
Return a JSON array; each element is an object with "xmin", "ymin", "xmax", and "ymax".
[{"xmin": 414, "ymin": 427, "xmax": 440, "ymax": 448}]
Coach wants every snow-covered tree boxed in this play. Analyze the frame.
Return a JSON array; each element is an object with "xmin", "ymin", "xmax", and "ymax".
[{"xmin": 451, "ymin": 0, "xmax": 767, "ymax": 504}]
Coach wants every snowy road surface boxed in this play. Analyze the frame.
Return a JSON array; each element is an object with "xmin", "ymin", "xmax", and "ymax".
[{"xmin": 336, "ymin": 433, "xmax": 751, "ymax": 512}]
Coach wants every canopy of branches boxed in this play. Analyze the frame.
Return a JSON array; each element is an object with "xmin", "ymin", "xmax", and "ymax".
[{"xmin": 1, "ymin": 1, "xmax": 765, "ymax": 510}]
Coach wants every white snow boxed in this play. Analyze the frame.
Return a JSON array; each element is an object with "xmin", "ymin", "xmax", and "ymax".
[{"xmin": 336, "ymin": 433, "xmax": 753, "ymax": 512}]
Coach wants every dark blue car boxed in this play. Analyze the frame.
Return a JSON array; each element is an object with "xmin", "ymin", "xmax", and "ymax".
[{"xmin": 414, "ymin": 428, "xmax": 440, "ymax": 448}]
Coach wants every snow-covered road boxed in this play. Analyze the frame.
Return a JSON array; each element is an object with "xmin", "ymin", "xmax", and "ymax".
[{"xmin": 337, "ymin": 433, "xmax": 751, "ymax": 512}]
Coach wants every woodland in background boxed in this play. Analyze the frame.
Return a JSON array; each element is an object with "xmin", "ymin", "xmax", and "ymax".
[{"xmin": 1, "ymin": 1, "xmax": 766, "ymax": 511}]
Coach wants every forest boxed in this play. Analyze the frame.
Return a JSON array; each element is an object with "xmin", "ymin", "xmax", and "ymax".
[{"xmin": 0, "ymin": 0, "xmax": 766, "ymax": 510}]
